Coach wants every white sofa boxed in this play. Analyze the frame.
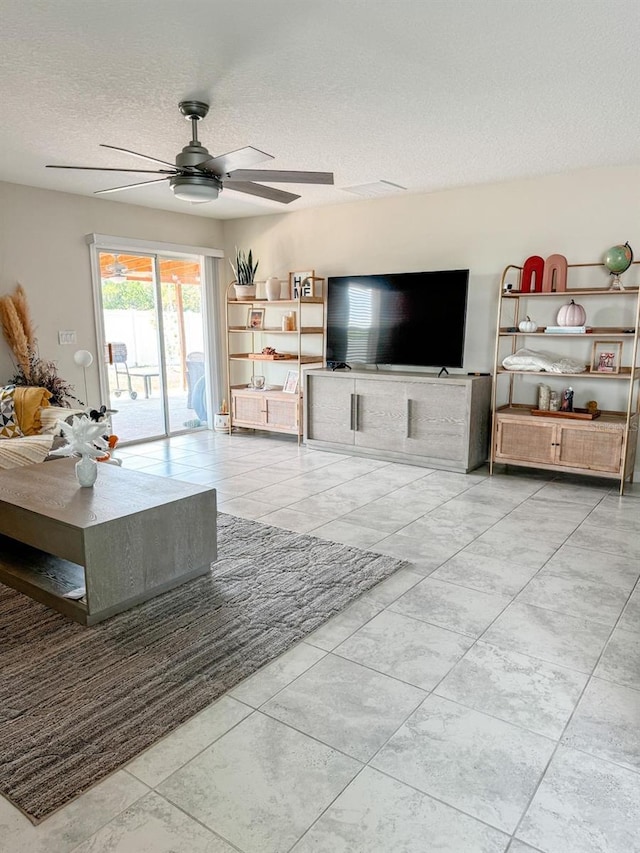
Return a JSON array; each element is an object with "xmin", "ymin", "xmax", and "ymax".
[{"xmin": 0, "ymin": 385, "xmax": 84, "ymax": 469}]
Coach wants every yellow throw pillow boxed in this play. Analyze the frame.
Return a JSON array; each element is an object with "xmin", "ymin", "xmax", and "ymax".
[
  {"xmin": 0, "ymin": 385, "xmax": 23, "ymax": 439},
  {"xmin": 13, "ymin": 386, "xmax": 52, "ymax": 435}
]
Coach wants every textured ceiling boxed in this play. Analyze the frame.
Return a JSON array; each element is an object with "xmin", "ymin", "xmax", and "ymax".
[{"xmin": 1, "ymin": 0, "xmax": 639, "ymax": 220}]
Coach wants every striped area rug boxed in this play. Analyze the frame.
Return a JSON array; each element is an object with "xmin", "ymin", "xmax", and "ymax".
[{"xmin": 0, "ymin": 513, "xmax": 406, "ymax": 823}]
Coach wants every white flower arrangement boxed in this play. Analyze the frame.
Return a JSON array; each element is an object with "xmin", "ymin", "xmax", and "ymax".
[{"xmin": 50, "ymin": 415, "xmax": 110, "ymax": 460}]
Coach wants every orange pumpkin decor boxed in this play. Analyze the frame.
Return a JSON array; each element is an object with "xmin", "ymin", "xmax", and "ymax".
[{"xmin": 97, "ymin": 434, "xmax": 119, "ymax": 462}]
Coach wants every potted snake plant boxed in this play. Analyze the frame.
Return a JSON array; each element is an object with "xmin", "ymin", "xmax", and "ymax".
[{"xmin": 230, "ymin": 248, "xmax": 259, "ymax": 300}]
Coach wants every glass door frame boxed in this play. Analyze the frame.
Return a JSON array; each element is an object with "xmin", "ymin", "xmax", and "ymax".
[{"xmin": 87, "ymin": 233, "xmax": 224, "ymax": 445}]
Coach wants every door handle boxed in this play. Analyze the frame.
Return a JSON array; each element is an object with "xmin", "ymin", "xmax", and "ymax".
[
  {"xmin": 354, "ymin": 393, "xmax": 359, "ymax": 431},
  {"xmin": 406, "ymin": 399, "xmax": 412, "ymax": 438},
  {"xmin": 350, "ymin": 393, "xmax": 356, "ymax": 431}
]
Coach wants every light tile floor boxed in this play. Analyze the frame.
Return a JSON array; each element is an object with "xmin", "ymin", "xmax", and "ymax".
[{"xmin": 2, "ymin": 430, "xmax": 639, "ymax": 853}]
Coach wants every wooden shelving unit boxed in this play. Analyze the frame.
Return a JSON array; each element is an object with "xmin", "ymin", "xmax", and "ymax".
[
  {"xmin": 225, "ymin": 280, "xmax": 326, "ymax": 440},
  {"xmin": 490, "ymin": 262, "xmax": 640, "ymax": 494},
  {"xmin": 495, "ymin": 366, "xmax": 640, "ymax": 379},
  {"xmin": 498, "ymin": 327, "xmax": 636, "ymax": 337}
]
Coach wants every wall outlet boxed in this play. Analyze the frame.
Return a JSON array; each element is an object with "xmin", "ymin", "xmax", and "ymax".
[{"xmin": 58, "ymin": 330, "xmax": 76, "ymax": 345}]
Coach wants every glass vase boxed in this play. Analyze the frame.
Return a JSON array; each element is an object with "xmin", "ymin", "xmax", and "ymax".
[{"xmin": 75, "ymin": 455, "xmax": 98, "ymax": 487}]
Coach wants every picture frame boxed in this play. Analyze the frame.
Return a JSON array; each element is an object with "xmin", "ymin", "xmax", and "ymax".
[
  {"xmin": 282, "ymin": 369, "xmax": 299, "ymax": 394},
  {"xmin": 247, "ymin": 307, "xmax": 265, "ymax": 330},
  {"xmin": 289, "ymin": 269, "xmax": 315, "ymax": 299},
  {"xmin": 590, "ymin": 340, "xmax": 622, "ymax": 374}
]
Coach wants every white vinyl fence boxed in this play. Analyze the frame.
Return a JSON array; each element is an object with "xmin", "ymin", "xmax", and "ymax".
[{"xmin": 103, "ymin": 310, "xmax": 204, "ymax": 367}]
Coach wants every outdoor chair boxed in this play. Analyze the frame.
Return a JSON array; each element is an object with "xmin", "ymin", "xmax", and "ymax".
[
  {"xmin": 108, "ymin": 342, "xmax": 160, "ymax": 400},
  {"xmin": 109, "ymin": 342, "xmax": 138, "ymax": 400}
]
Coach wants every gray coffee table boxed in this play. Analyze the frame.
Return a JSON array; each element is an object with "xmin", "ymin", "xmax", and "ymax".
[{"xmin": 0, "ymin": 458, "xmax": 217, "ymax": 625}]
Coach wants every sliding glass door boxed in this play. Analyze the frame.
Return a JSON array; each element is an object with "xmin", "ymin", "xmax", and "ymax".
[{"xmin": 98, "ymin": 250, "xmax": 206, "ymax": 443}]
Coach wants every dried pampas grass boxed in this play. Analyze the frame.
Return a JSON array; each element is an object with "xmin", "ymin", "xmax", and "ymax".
[
  {"xmin": 0, "ymin": 290, "xmax": 32, "ymax": 379},
  {"xmin": 1, "ymin": 283, "xmax": 79, "ymax": 406},
  {"xmin": 11, "ymin": 283, "xmax": 36, "ymax": 348}
]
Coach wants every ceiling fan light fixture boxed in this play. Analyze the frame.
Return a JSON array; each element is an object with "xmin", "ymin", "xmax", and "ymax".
[{"xmin": 170, "ymin": 174, "xmax": 221, "ymax": 203}]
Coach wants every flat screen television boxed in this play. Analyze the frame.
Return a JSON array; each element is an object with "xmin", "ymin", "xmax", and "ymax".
[{"xmin": 326, "ymin": 269, "xmax": 469, "ymax": 369}]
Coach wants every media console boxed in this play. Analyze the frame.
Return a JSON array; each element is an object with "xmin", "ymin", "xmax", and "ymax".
[{"xmin": 304, "ymin": 369, "xmax": 491, "ymax": 473}]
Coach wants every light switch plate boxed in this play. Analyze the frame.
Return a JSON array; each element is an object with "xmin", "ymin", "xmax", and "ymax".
[{"xmin": 58, "ymin": 330, "xmax": 76, "ymax": 345}]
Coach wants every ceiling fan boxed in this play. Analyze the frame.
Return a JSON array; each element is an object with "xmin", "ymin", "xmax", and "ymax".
[
  {"xmin": 104, "ymin": 255, "xmax": 128, "ymax": 282},
  {"xmin": 46, "ymin": 101, "xmax": 334, "ymax": 205}
]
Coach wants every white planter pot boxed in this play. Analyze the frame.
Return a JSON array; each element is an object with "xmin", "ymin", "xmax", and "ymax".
[
  {"xmin": 214, "ymin": 413, "xmax": 230, "ymax": 432},
  {"xmin": 233, "ymin": 283, "xmax": 257, "ymax": 301}
]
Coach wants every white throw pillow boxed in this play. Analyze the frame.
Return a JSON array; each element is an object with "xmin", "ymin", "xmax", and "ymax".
[
  {"xmin": 38, "ymin": 406, "xmax": 86, "ymax": 435},
  {"xmin": 502, "ymin": 348, "xmax": 586, "ymax": 374}
]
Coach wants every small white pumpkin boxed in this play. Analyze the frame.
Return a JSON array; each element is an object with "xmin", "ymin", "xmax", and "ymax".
[
  {"xmin": 556, "ymin": 299, "xmax": 586, "ymax": 326},
  {"xmin": 518, "ymin": 316, "xmax": 537, "ymax": 333}
]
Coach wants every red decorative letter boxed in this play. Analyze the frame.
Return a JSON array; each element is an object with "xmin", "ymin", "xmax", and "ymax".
[
  {"xmin": 542, "ymin": 254, "xmax": 568, "ymax": 292},
  {"xmin": 522, "ymin": 256, "xmax": 545, "ymax": 292}
]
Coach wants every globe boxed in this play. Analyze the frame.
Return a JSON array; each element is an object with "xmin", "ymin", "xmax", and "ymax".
[{"xmin": 604, "ymin": 242, "xmax": 633, "ymax": 275}]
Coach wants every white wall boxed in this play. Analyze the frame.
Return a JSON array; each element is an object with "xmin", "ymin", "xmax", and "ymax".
[
  {"xmin": 0, "ymin": 181, "xmax": 223, "ymax": 405},
  {"xmin": 223, "ymin": 165, "xmax": 640, "ymax": 370},
  {"xmin": 2, "ymin": 167, "xmax": 639, "ymax": 473},
  {"xmin": 223, "ymin": 164, "xmax": 640, "ymax": 472}
]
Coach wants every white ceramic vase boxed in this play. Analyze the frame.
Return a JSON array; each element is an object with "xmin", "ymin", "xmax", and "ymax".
[
  {"xmin": 265, "ymin": 277, "xmax": 281, "ymax": 301},
  {"xmin": 76, "ymin": 454, "xmax": 98, "ymax": 487}
]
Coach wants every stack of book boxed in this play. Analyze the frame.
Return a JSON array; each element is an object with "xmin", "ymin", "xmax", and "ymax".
[{"xmin": 543, "ymin": 326, "xmax": 590, "ymax": 334}]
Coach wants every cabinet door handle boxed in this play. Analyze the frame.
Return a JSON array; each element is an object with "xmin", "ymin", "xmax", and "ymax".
[
  {"xmin": 350, "ymin": 393, "xmax": 356, "ymax": 431},
  {"xmin": 406, "ymin": 399, "xmax": 412, "ymax": 438},
  {"xmin": 354, "ymin": 393, "xmax": 359, "ymax": 431}
]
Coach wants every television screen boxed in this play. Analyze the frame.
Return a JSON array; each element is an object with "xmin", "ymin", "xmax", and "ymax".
[{"xmin": 326, "ymin": 269, "xmax": 469, "ymax": 368}]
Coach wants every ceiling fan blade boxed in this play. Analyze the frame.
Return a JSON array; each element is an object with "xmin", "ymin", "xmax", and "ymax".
[
  {"xmin": 47, "ymin": 165, "xmax": 175, "ymax": 174},
  {"xmin": 100, "ymin": 144, "xmax": 178, "ymax": 169},
  {"xmin": 227, "ymin": 169, "xmax": 334, "ymax": 185},
  {"xmin": 95, "ymin": 177, "xmax": 171, "ymax": 195},
  {"xmin": 196, "ymin": 146, "xmax": 274, "ymax": 176},
  {"xmin": 225, "ymin": 181, "xmax": 300, "ymax": 204}
]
